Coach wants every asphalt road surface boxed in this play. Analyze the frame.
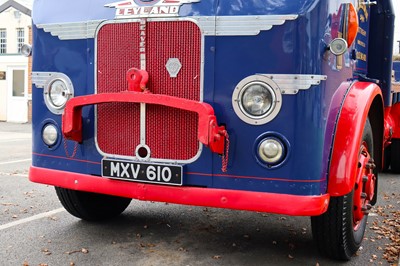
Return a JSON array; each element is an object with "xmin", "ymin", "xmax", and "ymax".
[{"xmin": 0, "ymin": 122, "xmax": 399, "ymax": 266}]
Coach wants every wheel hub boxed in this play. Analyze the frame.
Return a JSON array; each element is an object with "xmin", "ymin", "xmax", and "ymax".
[{"xmin": 353, "ymin": 143, "xmax": 376, "ymax": 229}]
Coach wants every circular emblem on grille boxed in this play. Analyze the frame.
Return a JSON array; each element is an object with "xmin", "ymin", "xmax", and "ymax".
[{"xmin": 166, "ymin": 58, "xmax": 182, "ymax": 78}]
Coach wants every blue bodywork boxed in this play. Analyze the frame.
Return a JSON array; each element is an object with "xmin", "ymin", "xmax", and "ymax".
[
  {"xmin": 31, "ymin": 0, "xmax": 384, "ymax": 196},
  {"xmin": 394, "ymin": 61, "xmax": 400, "ymax": 82}
]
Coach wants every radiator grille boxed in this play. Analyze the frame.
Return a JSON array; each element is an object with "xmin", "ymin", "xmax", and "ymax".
[{"xmin": 96, "ymin": 20, "xmax": 201, "ymax": 160}]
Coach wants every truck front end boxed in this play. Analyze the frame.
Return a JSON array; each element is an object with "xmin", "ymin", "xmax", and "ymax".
[{"xmin": 30, "ymin": 0, "xmax": 388, "ymax": 260}]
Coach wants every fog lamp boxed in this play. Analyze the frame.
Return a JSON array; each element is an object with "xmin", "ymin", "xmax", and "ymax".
[
  {"xmin": 42, "ymin": 124, "xmax": 58, "ymax": 146},
  {"xmin": 258, "ymin": 138, "xmax": 285, "ymax": 165}
]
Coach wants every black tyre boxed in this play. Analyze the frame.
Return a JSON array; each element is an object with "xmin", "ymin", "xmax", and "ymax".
[
  {"xmin": 311, "ymin": 118, "xmax": 376, "ymax": 260},
  {"xmin": 390, "ymin": 139, "xmax": 400, "ymax": 173},
  {"xmin": 55, "ymin": 187, "xmax": 132, "ymax": 221}
]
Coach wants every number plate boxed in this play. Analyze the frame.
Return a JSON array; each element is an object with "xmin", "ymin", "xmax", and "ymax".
[{"xmin": 102, "ymin": 159, "xmax": 182, "ymax": 186}]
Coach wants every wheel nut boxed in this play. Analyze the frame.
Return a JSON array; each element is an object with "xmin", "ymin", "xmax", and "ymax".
[{"xmin": 367, "ymin": 159, "xmax": 376, "ymax": 169}]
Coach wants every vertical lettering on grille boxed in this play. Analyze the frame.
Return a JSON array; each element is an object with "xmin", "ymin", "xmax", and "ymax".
[{"xmin": 139, "ymin": 19, "xmax": 146, "ymax": 70}]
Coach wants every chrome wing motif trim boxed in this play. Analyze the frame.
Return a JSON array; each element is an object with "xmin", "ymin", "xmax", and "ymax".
[
  {"xmin": 195, "ymin": 15, "xmax": 298, "ymax": 36},
  {"xmin": 36, "ymin": 15, "xmax": 297, "ymax": 40},
  {"xmin": 36, "ymin": 20, "xmax": 104, "ymax": 40},
  {"xmin": 32, "ymin": 72, "xmax": 57, "ymax": 88},
  {"xmin": 258, "ymin": 74, "xmax": 328, "ymax": 94}
]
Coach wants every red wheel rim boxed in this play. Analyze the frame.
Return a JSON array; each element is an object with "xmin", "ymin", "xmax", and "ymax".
[{"xmin": 353, "ymin": 142, "xmax": 376, "ymax": 230}]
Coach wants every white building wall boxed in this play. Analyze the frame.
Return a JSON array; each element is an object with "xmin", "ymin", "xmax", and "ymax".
[
  {"xmin": 0, "ymin": 76, "xmax": 6, "ymax": 121},
  {"xmin": 0, "ymin": 55, "xmax": 28, "ymax": 121},
  {"xmin": 0, "ymin": 6, "xmax": 31, "ymax": 122}
]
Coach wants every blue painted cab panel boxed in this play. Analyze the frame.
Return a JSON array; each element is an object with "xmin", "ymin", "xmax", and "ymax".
[{"xmin": 32, "ymin": 0, "xmax": 364, "ymax": 196}]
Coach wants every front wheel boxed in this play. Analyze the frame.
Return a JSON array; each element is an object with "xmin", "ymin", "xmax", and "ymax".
[
  {"xmin": 311, "ymin": 118, "xmax": 376, "ymax": 260},
  {"xmin": 55, "ymin": 187, "xmax": 132, "ymax": 221}
]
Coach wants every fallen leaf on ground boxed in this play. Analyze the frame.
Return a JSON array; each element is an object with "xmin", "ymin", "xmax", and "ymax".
[
  {"xmin": 41, "ymin": 248, "xmax": 51, "ymax": 255},
  {"xmin": 65, "ymin": 248, "xmax": 89, "ymax": 255},
  {"xmin": 371, "ymin": 195, "xmax": 400, "ymax": 264}
]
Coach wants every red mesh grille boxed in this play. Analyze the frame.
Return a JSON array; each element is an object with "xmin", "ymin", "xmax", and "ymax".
[{"xmin": 96, "ymin": 21, "xmax": 201, "ymax": 160}]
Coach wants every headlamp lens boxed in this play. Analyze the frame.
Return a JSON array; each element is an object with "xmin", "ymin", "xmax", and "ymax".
[
  {"xmin": 49, "ymin": 80, "xmax": 69, "ymax": 108},
  {"xmin": 241, "ymin": 83, "xmax": 273, "ymax": 117}
]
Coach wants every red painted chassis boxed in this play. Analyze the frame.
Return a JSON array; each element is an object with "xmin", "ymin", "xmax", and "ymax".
[{"xmin": 29, "ymin": 166, "xmax": 330, "ymax": 216}]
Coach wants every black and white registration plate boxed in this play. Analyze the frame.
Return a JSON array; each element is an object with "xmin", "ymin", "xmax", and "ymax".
[{"xmin": 102, "ymin": 159, "xmax": 182, "ymax": 186}]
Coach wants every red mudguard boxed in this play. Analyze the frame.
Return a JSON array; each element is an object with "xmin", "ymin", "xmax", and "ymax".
[{"xmin": 328, "ymin": 81, "xmax": 383, "ymax": 196}]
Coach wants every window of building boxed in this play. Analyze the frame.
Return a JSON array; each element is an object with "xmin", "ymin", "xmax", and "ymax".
[
  {"xmin": 0, "ymin": 29, "xmax": 6, "ymax": 54},
  {"xmin": 17, "ymin": 28, "xmax": 24, "ymax": 54},
  {"xmin": 12, "ymin": 69, "xmax": 25, "ymax": 97}
]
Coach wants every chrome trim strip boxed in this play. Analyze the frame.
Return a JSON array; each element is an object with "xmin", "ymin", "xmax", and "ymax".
[
  {"xmin": 37, "ymin": 15, "xmax": 297, "ymax": 40},
  {"xmin": 36, "ymin": 20, "xmax": 103, "ymax": 40},
  {"xmin": 139, "ymin": 19, "xmax": 147, "ymax": 148},
  {"xmin": 195, "ymin": 15, "xmax": 298, "ymax": 36},
  {"xmin": 259, "ymin": 74, "xmax": 328, "ymax": 94},
  {"xmin": 140, "ymin": 103, "xmax": 146, "ymax": 146},
  {"xmin": 32, "ymin": 72, "xmax": 58, "ymax": 88}
]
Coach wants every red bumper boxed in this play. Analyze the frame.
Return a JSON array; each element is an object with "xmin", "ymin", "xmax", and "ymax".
[
  {"xmin": 29, "ymin": 166, "xmax": 330, "ymax": 216},
  {"xmin": 62, "ymin": 92, "xmax": 226, "ymax": 154}
]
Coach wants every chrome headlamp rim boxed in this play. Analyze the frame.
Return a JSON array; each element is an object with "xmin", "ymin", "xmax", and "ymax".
[
  {"xmin": 43, "ymin": 73, "xmax": 74, "ymax": 115},
  {"xmin": 238, "ymin": 81, "xmax": 275, "ymax": 119},
  {"xmin": 232, "ymin": 75, "xmax": 282, "ymax": 125},
  {"xmin": 254, "ymin": 132, "xmax": 291, "ymax": 169}
]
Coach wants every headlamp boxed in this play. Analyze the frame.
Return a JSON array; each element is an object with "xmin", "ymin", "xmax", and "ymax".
[
  {"xmin": 240, "ymin": 82, "xmax": 273, "ymax": 117},
  {"xmin": 232, "ymin": 75, "xmax": 282, "ymax": 125},
  {"xmin": 44, "ymin": 73, "xmax": 74, "ymax": 114}
]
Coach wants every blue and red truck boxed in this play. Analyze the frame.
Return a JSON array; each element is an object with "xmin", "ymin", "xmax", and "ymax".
[{"xmin": 28, "ymin": 0, "xmax": 397, "ymax": 260}]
